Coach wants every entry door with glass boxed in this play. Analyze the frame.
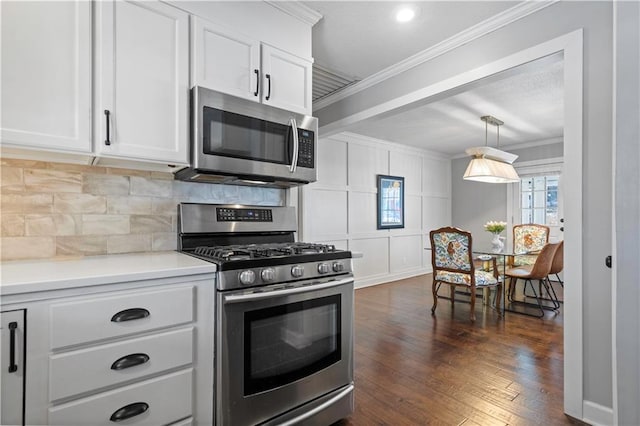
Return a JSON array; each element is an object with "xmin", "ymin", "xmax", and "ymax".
[{"xmin": 513, "ymin": 174, "xmax": 564, "ymax": 243}]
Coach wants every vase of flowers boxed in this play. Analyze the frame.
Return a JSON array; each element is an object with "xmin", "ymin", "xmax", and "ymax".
[{"xmin": 484, "ymin": 221, "xmax": 507, "ymax": 253}]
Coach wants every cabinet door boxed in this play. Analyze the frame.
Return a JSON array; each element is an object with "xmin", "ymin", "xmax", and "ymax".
[
  {"xmin": 0, "ymin": 1, "xmax": 91, "ymax": 153},
  {"xmin": 96, "ymin": 0, "xmax": 189, "ymax": 165},
  {"xmin": 191, "ymin": 17, "xmax": 261, "ymax": 102},
  {"xmin": 261, "ymin": 45, "xmax": 313, "ymax": 115},
  {"xmin": 1, "ymin": 310, "xmax": 26, "ymax": 426}
]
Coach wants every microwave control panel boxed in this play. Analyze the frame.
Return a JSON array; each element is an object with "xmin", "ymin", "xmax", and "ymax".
[{"xmin": 297, "ymin": 129, "xmax": 315, "ymax": 168}]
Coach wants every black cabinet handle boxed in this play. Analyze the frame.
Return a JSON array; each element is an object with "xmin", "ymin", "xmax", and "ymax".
[
  {"xmin": 254, "ymin": 69, "xmax": 260, "ymax": 97},
  {"xmin": 104, "ymin": 110, "xmax": 111, "ymax": 146},
  {"xmin": 8, "ymin": 322, "xmax": 17, "ymax": 373},
  {"xmin": 111, "ymin": 353, "xmax": 150, "ymax": 371},
  {"xmin": 265, "ymin": 74, "xmax": 271, "ymax": 100},
  {"xmin": 606, "ymin": 255, "xmax": 612, "ymax": 268},
  {"xmin": 110, "ymin": 308, "xmax": 150, "ymax": 323},
  {"xmin": 109, "ymin": 402, "xmax": 149, "ymax": 422}
]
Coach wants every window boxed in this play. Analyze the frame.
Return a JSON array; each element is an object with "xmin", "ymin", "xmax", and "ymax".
[{"xmin": 520, "ymin": 175, "xmax": 559, "ymax": 225}]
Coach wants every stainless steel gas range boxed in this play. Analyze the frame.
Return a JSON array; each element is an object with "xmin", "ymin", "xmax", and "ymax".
[{"xmin": 178, "ymin": 203, "xmax": 354, "ymax": 426}]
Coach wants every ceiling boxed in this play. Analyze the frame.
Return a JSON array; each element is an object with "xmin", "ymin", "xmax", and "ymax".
[{"xmin": 304, "ymin": 1, "xmax": 564, "ymax": 156}]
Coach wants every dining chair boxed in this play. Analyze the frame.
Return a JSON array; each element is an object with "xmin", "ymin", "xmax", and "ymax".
[
  {"xmin": 429, "ymin": 227, "xmax": 502, "ymax": 322},
  {"xmin": 505, "ymin": 242, "xmax": 560, "ymax": 317},
  {"xmin": 512, "ymin": 224, "xmax": 550, "ymax": 266},
  {"xmin": 548, "ymin": 240, "xmax": 564, "ymax": 287}
]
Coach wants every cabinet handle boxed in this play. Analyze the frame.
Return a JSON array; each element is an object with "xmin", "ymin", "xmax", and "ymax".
[
  {"xmin": 8, "ymin": 322, "xmax": 17, "ymax": 373},
  {"xmin": 254, "ymin": 69, "xmax": 260, "ymax": 97},
  {"xmin": 110, "ymin": 308, "xmax": 150, "ymax": 323},
  {"xmin": 109, "ymin": 402, "xmax": 149, "ymax": 422},
  {"xmin": 104, "ymin": 110, "xmax": 111, "ymax": 146},
  {"xmin": 265, "ymin": 74, "xmax": 271, "ymax": 100},
  {"xmin": 111, "ymin": 353, "xmax": 150, "ymax": 371}
]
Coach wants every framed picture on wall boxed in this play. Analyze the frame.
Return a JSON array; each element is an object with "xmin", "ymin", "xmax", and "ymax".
[{"xmin": 377, "ymin": 175, "xmax": 405, "ymax": 229}]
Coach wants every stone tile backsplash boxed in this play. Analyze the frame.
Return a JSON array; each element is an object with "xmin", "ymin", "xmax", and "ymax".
[{"xmin": 0, "ymin": 158, "xmax": 285, "ymax": 261}]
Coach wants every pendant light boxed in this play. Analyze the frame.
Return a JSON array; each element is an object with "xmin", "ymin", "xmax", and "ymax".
[{"xmin": 463, "ymin": 115, "xmax": 520, "ymax": 183}]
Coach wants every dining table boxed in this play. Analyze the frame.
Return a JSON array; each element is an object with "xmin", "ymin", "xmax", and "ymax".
[
  {"xmin": 424, "ymin": 245, "xmax": 559, "ymax": 317},
  {"xmin": 472, "ymin": 247, "xmax": 559, "ymax": 317}
]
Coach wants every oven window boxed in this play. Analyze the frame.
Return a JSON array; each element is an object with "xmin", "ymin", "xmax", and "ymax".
[
  {"xmin": 203, "ymin": 106, "xmax": 292, "ymax": 165},
  {"xmin": 244, "ymin": 294, "xmax": 341, "ymax": 396}
]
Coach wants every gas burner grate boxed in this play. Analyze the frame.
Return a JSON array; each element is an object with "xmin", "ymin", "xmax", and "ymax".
[
  {"xmin": 194, "ymin": 246, "xmax": 254, "ymax": 261},
  {"xmin": 192, "ymin": 242, "xmax": 340, "ymax": 262}
]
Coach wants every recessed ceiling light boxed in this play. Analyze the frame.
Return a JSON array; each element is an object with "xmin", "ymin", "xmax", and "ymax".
[{"xmin": 395, "ymin": 7, "xmax": 416, "ymax": 23}]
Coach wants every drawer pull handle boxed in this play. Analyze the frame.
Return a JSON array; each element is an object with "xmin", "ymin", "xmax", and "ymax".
[
  {"xmin": 109, "ymin": 402, "xmax": 149, "ymax": 422},
  {"xmin": 111, "ymin": 353, "xmax": 150, "ymax": 371},
  {"xmin": 8, "ymin": 322, "xmax": 18, "ymax": 373},
  {"xmin": 111, "ymin": 308, "xmax": 150, "ymax": 323}
]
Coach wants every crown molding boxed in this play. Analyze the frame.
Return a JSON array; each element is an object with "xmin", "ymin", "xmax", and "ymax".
[
  {"xmin": 264, "ymin": 1, "xmax": 323, "ymax": 27},
  {"xmin": 313, "ymin": 0, "xmax": 558, "ymax": 111}
]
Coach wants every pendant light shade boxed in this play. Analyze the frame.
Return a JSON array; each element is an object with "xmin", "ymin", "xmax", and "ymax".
[{"xmin": 463, "ymin": 116, "xmax": 520, "ymax": 184}]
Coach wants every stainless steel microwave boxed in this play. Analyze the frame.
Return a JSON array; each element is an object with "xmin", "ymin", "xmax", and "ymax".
[{"xmin": 175, "ymin": 86, "xmax": 318, "ymax": 187}]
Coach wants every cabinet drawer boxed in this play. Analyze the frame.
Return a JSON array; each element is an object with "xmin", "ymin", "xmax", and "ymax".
[
  {"xmin": 49, "ymin": 368, "xmax": 193, "ymax": 425},
  {"xmin": 50, "ymin": 286, "xmax": 193, "ymax": 349},
  {"xmin": 50, "ymin": 327, "xmax": 193, "ymax": 401}
]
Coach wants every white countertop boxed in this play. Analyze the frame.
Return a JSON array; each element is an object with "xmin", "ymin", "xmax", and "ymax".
[{"xmin": 0, "ymin": 251, "xmax": 216, "ymax": 296}]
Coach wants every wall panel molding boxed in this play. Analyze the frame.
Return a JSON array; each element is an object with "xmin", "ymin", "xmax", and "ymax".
[{"xmin": 301, "ymin": 132, "xmax": 452, "ymax": 287}]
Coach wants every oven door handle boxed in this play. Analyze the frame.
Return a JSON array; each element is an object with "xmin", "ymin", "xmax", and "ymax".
[
  {"xmin": 277, "ymin": 384, "xmax": 354, "ymax": 426},
  {"xmin": 223, "ymin": 277, "xmax": 353, "ymax": 304}
]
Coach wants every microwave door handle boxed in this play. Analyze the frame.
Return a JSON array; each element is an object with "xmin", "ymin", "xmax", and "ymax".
[{"xmin": 289, "ymin": 118, "xmax": 299, "ymax": 173}]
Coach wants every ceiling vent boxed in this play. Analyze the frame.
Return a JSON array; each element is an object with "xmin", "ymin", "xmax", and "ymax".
[{"xmin": 312, "ymin": 64, "xmax": 359, "ymax": 102}]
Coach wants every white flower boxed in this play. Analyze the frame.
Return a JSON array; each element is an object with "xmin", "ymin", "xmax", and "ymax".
[{"xmin": 484, "ymin": 220, "xmax": 507, "ymax": 234}]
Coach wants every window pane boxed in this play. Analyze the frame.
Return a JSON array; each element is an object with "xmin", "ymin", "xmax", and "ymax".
[
  {"xmin": 547, "ymin": 190, "xmax": 558, "ymax": 208},
  {"xmin": 533, "ymin": 176, "xmax": 545, "ymax": 190},
  {"xmin": 546, "ymin": 208, "xmax": 559, "ymax": 225},
  {"xmin": 547, "ymin": 176, "xmax": 559, "ymax": 190},
  {"xmin": 522, "ymin": 192, "xmax": 532, "ymax": 209},
  {"xmin": 522, "ymin": 209, "xmax": 533, "ymax": 223},
  {"xmin": 534, "ymin": 191, "xmax": 546, "ymax": 208},
  {"xmin": 534, "ymin": 208, "xmax": 545, "ymax": 224}
]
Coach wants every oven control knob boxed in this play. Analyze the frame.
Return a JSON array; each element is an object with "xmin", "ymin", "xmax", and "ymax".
[
  {"xmin": 261, "ymin": 268, "xmax": 276, "ymax": 282},
  {"xmin": 332, "ymin": 262, "xmax": 344, "ymax": 273},
  {"xmin": 291, "ymin": 265, "xmax": 305, "ymax": 278},
  {"xmin": 318, "ymin": 263, "xmax": 330, "ymax": 274},
  {"xmin": 239, "ymin": 270, "xmax": 256, "ymax": 285}
]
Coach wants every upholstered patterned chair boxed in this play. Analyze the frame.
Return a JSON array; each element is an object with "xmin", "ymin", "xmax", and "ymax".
[
  {"xmin": 429, "ymin": 227, "xmax": 502, "ymax": 321},
  {"xmin": 512, "ymin": 224, "xmax": 550, "ymax": 266}
]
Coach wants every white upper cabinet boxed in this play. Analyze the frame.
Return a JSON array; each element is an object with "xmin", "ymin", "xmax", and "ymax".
[
  {"xmin": 192, "ymin": 18, "xmax": 313, "ymax": 115},
  {"xmin": 95, "ymin": 0, "xmax": 189, "ymax": 165},
  {"xmin": 0, "ymin": 1, "xmax": 92, "ymax": 153},
  {"xmin": 191, "ymin": 17, "xmax": 260, "ymax": 101},
  {"xmin": 261, "ymin": 45, "xmax": 313, "ymax": 115}
]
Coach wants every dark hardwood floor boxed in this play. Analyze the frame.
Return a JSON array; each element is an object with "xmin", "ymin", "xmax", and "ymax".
[{"xmin": 335, "ymin": 274, "xmax": 578, "ymax": 425}]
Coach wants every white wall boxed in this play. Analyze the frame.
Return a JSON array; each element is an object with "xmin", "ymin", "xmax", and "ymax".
[
  {"xmin": 301, "ymin": 132, "xmax": 451, "ymax": 288},
  {"xmin": 612, "ymin": 1, "xmax": 640, "ymax": 424},
  {"xmin": 314, "ymin": 2, "xmax": 614, "ymax": 415}
]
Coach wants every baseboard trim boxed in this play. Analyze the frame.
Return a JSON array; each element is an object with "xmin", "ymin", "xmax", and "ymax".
[
  {"xmin": 583, "ymin": 400, "xmax": 613, "ymax": 426},
  {"xmin": 354, "ymin": 269, "xmax": 429, "ymax": 289}
]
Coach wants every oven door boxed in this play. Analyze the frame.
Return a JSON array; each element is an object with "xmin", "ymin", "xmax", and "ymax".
[{"xmin": 216, "ymin": 276, "xmax": 354, "ymax": 426}]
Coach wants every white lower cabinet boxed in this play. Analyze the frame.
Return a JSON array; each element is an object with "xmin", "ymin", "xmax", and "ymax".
[
  {"xmin": 49, "ymin": 327, "xmax": 194, "ymax": 401},
  {"xmin": 1, "ymin": 310, "xmax": 26, "ymax": 426},
  {"xmin": 45, "ymin": 285, "xmax": 197, "ymax": 424},
  {"xmin": 49, "ymin": 369, "xmax": 193, "ymax": 425}
]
